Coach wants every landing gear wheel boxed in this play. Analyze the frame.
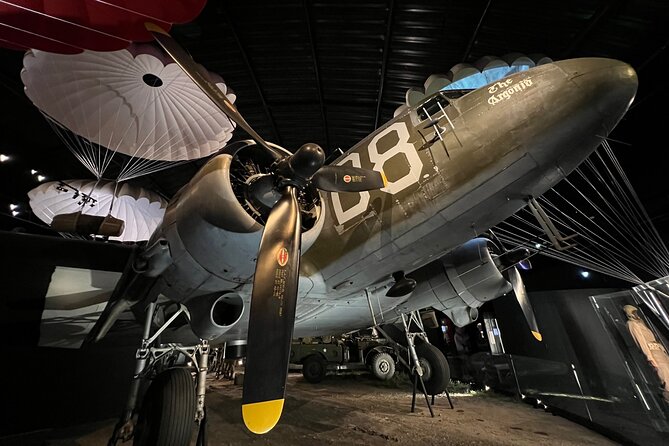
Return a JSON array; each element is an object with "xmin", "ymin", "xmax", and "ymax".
[
  {"xmin": 415, "ymin": 343, "xmax": 450, "ymax": 395},
  {"xmin": 133, "ymin": 368, "xmax": 196, "ymax": 446},
  {"xmin": 370, "ymin": 352, "xmax": 396, "ymax": 381},
  {"xmin": 302, "ymin": 355, "xmax": 326, "ymax": 383}
]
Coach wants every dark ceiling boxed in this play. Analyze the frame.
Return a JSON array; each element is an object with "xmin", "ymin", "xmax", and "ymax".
[{"xmin": 1, "ymin": 0, "xmax": 668, "ymax": 235}]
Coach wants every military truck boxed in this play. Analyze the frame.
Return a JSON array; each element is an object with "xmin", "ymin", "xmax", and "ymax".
[{"xmin": 290, "ymin": 332, "xmax": 398, "ymax": 383}]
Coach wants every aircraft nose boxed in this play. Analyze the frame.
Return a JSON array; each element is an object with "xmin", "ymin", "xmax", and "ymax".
[{"xmin": 556, "ymin": 58, "xmax": 638, "ymax": 131}]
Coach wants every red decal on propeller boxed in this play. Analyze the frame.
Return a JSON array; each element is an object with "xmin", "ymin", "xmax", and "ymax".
[
  {"xmin": 277, "ymin": 247, "xmax": 289, "ymax": 267},
  {"xmin": 343, "ymin": 175, "xmax": 352, "ymax": 183}
]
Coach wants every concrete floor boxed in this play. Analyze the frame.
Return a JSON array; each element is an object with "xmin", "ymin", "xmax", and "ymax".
[{"xmin": 7, "ymin": 373, "xmax": 619, "ymax": 446}]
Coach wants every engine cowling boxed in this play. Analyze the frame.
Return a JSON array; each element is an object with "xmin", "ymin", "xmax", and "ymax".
[
  {"xmin": 147, "ymin": 144, "xmax": 326, "ymax": 339},
  {"xmin": 408, "ymin": 238, "xmax": 513, "ymax": 326}
]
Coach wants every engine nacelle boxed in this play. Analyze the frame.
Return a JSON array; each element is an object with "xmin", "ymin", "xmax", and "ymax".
[
  {"xmin": 150, "ymin": 152, "xmax": 325, "ymax": 301},
  {"xmin": 408, "ymin": 238, "xmax": 512, "ymax": 326}
]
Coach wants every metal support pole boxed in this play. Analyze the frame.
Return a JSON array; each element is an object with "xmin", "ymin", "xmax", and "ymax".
[
  {"xmin": 195, "ymin": 340, "xmax": 210, "ymax": 422},
  {"xmin": 401, "ymin": 312, "xmax": 434, "ymax": 417},
  {"xmin": 365, "ymin": 289, "xmax": 380, "ymax": 337},
  {"xmin": 109, "ymin": 302, "xmax": 156, "ymax": 445}
]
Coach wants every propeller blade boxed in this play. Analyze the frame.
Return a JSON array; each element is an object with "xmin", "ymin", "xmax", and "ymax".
[
  {"xmin": 242, "ymin": 186, "xmax": 301, "ymax": 434},
  {"xmin": 312, "ymin": 165, "xmax": 387, "ymax": 192},
  {"xmin": 146, "ymin": 23, "xmax": 283, "ymax": 160},
  {"xmin": 507, "ymin": 266, "xmax": 542, "ymax": 342}
]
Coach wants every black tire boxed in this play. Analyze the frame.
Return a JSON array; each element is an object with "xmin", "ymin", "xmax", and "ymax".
[
  {"xmin": 134, "ymin": 368, "xmax": 196, "ymax": 446},
  {"xmin": 370, "ymin": 352, "xmax": 396, "ymax": 381},
  {"xmin": 415, "ymin": 343, "xmax": 450, "ymax": 395},
  {"xmin": 302, "ymin": 354, "xmax": 327, "ymax": 383}
]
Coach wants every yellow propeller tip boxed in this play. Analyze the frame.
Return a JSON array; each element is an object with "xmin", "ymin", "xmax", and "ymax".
[
  {"xmin": 531, "ymin": 331, "xmax": 543, "ymax": 342},
  {"xmin": 144, "ymin": 22, "xmax": 169, "ymax": 35},
  {"xmin": 380, "ymin": 171, "xmax": 388, "ymax": 188},
  {"xmin": 242, "ymin": 399, "xmax": 284, "ymax": 434}
]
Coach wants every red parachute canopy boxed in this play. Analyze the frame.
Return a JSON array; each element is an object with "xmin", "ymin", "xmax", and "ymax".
[{"xmin": 0, "ymin": 0, "xmax": 206, "ymax": 53}]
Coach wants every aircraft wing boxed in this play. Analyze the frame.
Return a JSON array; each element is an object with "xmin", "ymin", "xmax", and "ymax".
[{"xmin": 1, "ymin": 230, "xmax": 136, "ymax": 348}]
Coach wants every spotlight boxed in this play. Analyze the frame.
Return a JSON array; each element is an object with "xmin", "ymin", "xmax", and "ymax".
[
  {"xmin": 30, "ymin": 169, "xmax": 38, "ymax": 175},
  {"xmin": 580, "ymin": 270, "xmax": 590, "ymax": 279},
  {"xmin": 534, "ymin": 243, "xmax": 541, "ymax": 249},
  {"xmin": 37, "ymin": 175, "xmax": 46, "ymax": 182},
  {"xmin": 0, "ymin": 154, "xmax": 9, "ymax": 162},
  {"xmin": 11, "ymin": 210, "xmax": 19, "ymax": 217},
  {"xmin": 9, "ymin": 204, "xmax": 18, "ymax": 211}
]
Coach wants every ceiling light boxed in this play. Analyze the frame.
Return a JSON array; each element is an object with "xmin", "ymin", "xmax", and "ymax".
[
  {"xmin": 31, "ymin": 169, "xmax": 38, "ymax": 175},
  {"xmin": 37, "ymin": 175, "xmax": 46, "ymax": 182},
  {"xmin": 534, "ymin": 243, "xmax": 541, "ymax": 249},
  {"xmin": 9, "ymin": 204, "xmax": 18, "ymax": 211},
  {"xmin": 11, "ymin": 210, "xmax": 19, "ymax": 217},
  {"xmin": 580, "ymin": 271, "xmax": 590, "ymax": 279},
  {"xmin": 0, "ymin": 154, "xmax": 9, "ymax": 162}
]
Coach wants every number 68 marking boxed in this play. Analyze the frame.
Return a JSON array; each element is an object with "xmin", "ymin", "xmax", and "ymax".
[{"xmin": 332, "ymin": 121, "xmax": 423, "ymax": 225}]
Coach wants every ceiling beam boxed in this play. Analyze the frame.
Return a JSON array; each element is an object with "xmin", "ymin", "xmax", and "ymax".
[
  {"xmin": 223, "ymin": 11, "xmax": 282, "ymax": 147},
  {"xmin": 462, "ymin": 0, "xmax": 492, "ymax": 62},
  {"xmin": 561, "ymin": 0, "xmax": 622, "ymax": 58},
  {"xmin": 374, "ymin": 0, "xmax": 395, "ymax": 130},
  {"xmin": 303, "ymin": 0, "xmax": 330, "ymax": 151}
]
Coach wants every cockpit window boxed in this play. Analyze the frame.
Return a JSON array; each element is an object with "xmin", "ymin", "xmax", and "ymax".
[
  {"xmin": 417, "ymin": 93, "xmax": 450, "ymax": 121},
  {"xmin": 418, "ymin": 90, "xmax": 471, "ymax": 121}
]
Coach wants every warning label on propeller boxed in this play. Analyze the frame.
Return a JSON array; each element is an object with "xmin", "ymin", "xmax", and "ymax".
[
  {"xmin": 342, "ymin": 174, "xmax": 365, "ymax": 183},
  {"xmin": 277, "ymin": 247, "xmax": 289, "ymax": 267}
]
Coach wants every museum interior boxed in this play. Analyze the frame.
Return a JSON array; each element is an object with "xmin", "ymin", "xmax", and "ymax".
[{"xmin": 1, "ymin": 1, "xmax": 668, "ymax": 445}]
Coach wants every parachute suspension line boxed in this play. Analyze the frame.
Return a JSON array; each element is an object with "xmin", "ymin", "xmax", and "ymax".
[
  {"xmin": 44, "ymin": 114, "xmax": 101, "ymax": 178},
  {"xmin": 96, "ymin": 55, "xmax": 164, "ymax": 179},
  {"xmin": 37, "ymin": 55, "xmax": 107, "ymax": 178},
  {"xmin": 544, "ymin": 184, "xmax": 660, "ymax": 276},
  {"xmin": 113, "ymin": 71, "xmax": 194, "ymax": 181},
  {"xmin": 593, "ymin": 145, "xmax": 669, "ymax": 276},
  {"xmin": 582, "ymin": 150, "xmax": 668, "ymax": 270},
  {"xmin": 504, "ymin": 210, "xmax": 641, "ymax": 283},
  {"xmin": 602, "ymin": 141, "xmax": 669, "ymax": 267},
  {"xmin": 30, "ymin": 47, "xmax": 236, "ymax": 183},
  {"xmin": 533, "ymin": 199, "xmax": 642, "ymax": 281},
  {"xmin": 494, "ymin": 223, "xmax": 642, "ymax": 284},
  {"xmin": 44, "ymin": 54, "xmax": 108, "ymax": 177},
  {"xmin": 495, "ymin": 141, "xmax": 668, "ymax": 283}
]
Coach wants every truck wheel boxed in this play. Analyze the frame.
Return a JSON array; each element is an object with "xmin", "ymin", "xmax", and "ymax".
[
  {"xmin": 302, "ymin": 355, "xmax": 326, "ymax": 383},
  {"xmin": 415, "ymin": 343, "xmax": 450, "ymax": 395},
  {"xmin": 134, "ymin": 368, "xmax": 195, "ymax": 446},
  {"xmin": 370, "ymin": 352, "xmax": 396, "ymax": 381}
]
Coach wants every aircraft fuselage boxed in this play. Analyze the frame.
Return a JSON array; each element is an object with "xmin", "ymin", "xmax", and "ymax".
[{"xmin": 149, "ymin": 58, "xmax": 637, "ymax": 341}]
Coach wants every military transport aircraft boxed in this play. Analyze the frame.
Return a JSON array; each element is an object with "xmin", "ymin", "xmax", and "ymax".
[{"xmin": 10, "ymin": 23, "xmax": 638, "ymax": 445}]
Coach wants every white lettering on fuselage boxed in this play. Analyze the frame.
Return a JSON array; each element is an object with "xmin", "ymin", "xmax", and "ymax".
[
  {"xmin": 332, "ymin": 121, "xmax": 424, "ymax": 226},
  {"xmin": 487, "ymin": 77, "xmax": 533, "ymax": 106}
]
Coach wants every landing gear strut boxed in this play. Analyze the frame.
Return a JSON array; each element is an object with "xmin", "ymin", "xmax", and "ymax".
[
  {"xmin": 108, "ymin": 302, "xmax": 210, "ymax": 446},
  {"xmin": 365, "ymin": 287, "xmax": 453, "ymax": 414}
]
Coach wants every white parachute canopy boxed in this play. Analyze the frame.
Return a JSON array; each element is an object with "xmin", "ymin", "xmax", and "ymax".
[
  {"xmin": 28, "ymin": 180, "xmax": 167, "ymax": 242},
  {"xmin": 21, "ymin": 43, "xmax": 237, "ymax": 180}
]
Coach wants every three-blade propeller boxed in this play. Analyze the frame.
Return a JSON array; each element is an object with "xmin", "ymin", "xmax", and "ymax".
[{"xmin": 148, "ymin": 23, "xmax": 386, "ymax": 434}]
